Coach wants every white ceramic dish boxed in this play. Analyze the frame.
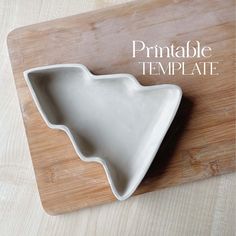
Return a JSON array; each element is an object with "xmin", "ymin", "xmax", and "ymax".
[{"xmin": 24, "ymin": 64, "xmax": 182, "ymax": 201}]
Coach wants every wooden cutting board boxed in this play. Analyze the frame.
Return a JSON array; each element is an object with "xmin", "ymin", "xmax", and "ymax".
[{"xmin": 7, "ymin": 0, "xmax": 235, "ymax": 215}]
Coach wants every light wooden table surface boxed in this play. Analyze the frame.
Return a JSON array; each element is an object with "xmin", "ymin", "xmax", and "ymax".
[{"xmin": 0, "ymin": 0, "xmax": 235, "ymax": 235}]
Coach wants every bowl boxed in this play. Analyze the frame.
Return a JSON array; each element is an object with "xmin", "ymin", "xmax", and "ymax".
[{"xmin": 24, "ymin": 64, "xmax": 182, "ymax": 200}]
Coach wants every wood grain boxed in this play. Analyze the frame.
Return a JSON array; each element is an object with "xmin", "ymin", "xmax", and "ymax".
[{"xmin": 7, "ymin": 0, "xmax": 236, "ymax": 215}]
